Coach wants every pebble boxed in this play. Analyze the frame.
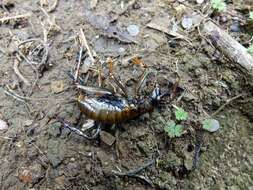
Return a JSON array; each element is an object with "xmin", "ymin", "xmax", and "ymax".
[
  {"xmin": 181, "ymin": 16, "xmax": 193, "ymax": 30},
  {"xmin": 196, "ymin": 0, "xmax": 204, "ymax": 4},
  {"xmin": 118, "ymin": 47, "xmax": 126, "ymax": 54},
  {"xmin": 127, "ymin": 25, "xmax": 140, "ymax": 36},
  {"xmin": 0, "ymin": 119, "xmax": 8, "ymax": 131},
  {"xmin": 203, "ymin": 119, "xmax": 220, "ymax": 132},
  {"xmin": 51, "ymin": 80, "xmax": 64, "ymax": 94},
  {"xmin": 100, "ymin": 131, "xmax": 115, "ymax": 146},
  {"xmin": 230, "ymin": 21, "xmax": 241, "ymax": 32}
]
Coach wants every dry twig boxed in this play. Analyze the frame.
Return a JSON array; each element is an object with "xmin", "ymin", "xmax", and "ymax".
[
  {"xmin": 79, "ymin": 28, "xmax": 95, "ymax": 63},
  {"xmin": 13, "ymin": 58, "xmax": 31, "ymax": 86},
  {"xmin": 0, "ymin": 13, "xmax": 31, "ymax": 23},
  {"xmin": 211, "ymin": 94, "xmax": 243, "ymax": 117}
]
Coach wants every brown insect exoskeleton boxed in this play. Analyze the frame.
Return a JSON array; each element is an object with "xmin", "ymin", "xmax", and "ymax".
[{"xmin": 60, "ymin": 57, "xmax": 182, "ymax": 139}]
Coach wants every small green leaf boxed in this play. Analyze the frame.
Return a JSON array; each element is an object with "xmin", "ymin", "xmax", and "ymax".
[
  {"xmin": 211, "ymin": 0, "xmax": 226, "ymax": 12},
  {"xmin": 175, "ymin": 107, "xmax": 188, "ymax": 121},
  {"xmin": 248, "ymin": 44, "xmax": 253, "ymax": 54},
  {"xmin": 164, "ymin": 121, "xmax": 183, "ymax": 138},
  {"xmin": 249, "ymin": 11, "xmax": 253, "ymax": 20}
]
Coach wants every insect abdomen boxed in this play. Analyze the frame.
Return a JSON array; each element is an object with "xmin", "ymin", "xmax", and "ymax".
[{"xmin": 78, "ymin": 96, "xmax": 139, "ymax": 123}]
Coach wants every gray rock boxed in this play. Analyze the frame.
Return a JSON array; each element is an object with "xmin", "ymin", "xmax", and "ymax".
[
  {"xmin": 127, "ymin": 25, "xmax": 140, "ymax": 36},
  {"xmin": 100, "ymin": 131, "xmax": 115, "ymax": 146},
  {"xmin": 181, "ymin": 16, "xmax": 193, "ymax": 30},
  {"xmin": 0, "ymin": 119, "xmax": 8, "ymax": 131},
  {"xmin": 202, "ymin": 119, "xmax": 220, "ymax": 132}
]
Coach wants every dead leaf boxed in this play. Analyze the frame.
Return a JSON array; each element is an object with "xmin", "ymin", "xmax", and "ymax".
[{"xmin": 147, "ymin": 22, "xmax": 191, "ymax": 44}]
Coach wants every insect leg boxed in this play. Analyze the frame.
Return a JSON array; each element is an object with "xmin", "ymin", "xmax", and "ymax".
[
  {"xmin": 135, "ymin": 68, "xmax": 150, "ymax": 96},
  {"xmin": 76, "ymin": 85, "xmax": 113, "ymax": 96},
  {"xmin": 107, "ymin": 57, "xmax": 128, "ymax": 97},
  {"xmin": 58, "ymin": 117, "xmax": 101, "ymax": 140}
]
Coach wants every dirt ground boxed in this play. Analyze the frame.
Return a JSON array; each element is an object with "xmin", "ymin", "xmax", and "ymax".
[{"xmin": 0, "ymin": 0, "xmax": 252, "ymax": 189}]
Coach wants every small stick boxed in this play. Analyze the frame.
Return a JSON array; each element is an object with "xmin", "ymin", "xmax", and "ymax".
[
  {"xmin": 74, "ymin": 47, "xmax": 83, "ymax": 82},
  {"xmin": 203, "ymin": 20, "xmax": 253, "ymax": 76},
  {"xmin": 0, "ymin": 136, "xmax": 12, "ymax": 140},
  {"xmin": 211, "ymin": 94, "xmax": 243, "ymax": 117},
  {"xmin": 147, "ymin": 22, "xmax": 192, "ymax": 44},
  {"xmin": 13, "ymin": 58, "xmax": 31, "ymax": 86},
  {"xmin": 0, "ymin": 13, "xmax": 31, "ymax": 23},
  {"xmin": 79, "ymin": 28, "xmax": 95, "ymax": 64},
  {"xmin": 112, "ymin": 159, "xmax": 155, "ymax": 177},
  {"xmin": 48, "ymin": 0, "xmax": 59, "ymax": 12},
  {"xmin": 4, "ymin": 85, "xmax": 51, "ymax": 101}
]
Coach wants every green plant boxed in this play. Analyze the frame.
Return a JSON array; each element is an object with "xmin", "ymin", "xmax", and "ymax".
[
  {"xmin": 211, "ymin": 0, "xmax": 226, "ymax": 12},
  {"xmin": 249, "ymin": 11, "xmax": 253, "ymax": 20},
  {"xmin": 164, "ymin": 121, "xmax": 183, "ymax": 138},
  {"xmin": 174, "ymin": 106, "xmax": 188, "ymax": 121},
  {"xmin": 248, "ymin": 44, "xmax": 253, "ymax": 54}
]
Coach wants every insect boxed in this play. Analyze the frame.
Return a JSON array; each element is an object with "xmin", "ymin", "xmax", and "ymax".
[{"xmin": 61, "ymin": 57, "xmax": 182, "ymax": 139}]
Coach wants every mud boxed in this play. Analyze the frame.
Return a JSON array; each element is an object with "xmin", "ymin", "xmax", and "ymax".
[{"xmin": 0, "ymin": 0, "xmax": 252, "ymax": 190}]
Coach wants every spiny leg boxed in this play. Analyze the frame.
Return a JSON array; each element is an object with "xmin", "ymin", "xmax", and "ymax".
[
  {"xmin": 57, "ymin": 117, "xmax": 101, "ymax": 140},
  {"xmin": 107, "ymin": 57, "xmax": 128, "ymax": 98},
  {"xmin": 130, "ymin": 56, "xmax": 150, "ymax": 96},
  {"xmin": 135, "ymin": 68, "xmax": 150, "ymax": 96}
]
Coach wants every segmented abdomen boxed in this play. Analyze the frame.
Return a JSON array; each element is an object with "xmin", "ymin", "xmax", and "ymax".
[{"xmin": 78, "ymin": 96, "xmax": 140, "ymax": 124}]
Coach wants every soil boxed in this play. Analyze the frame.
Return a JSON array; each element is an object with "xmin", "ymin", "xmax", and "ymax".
[{"xmin": 0, "ymin": 0, "xmax": 252, "ymax": 190}]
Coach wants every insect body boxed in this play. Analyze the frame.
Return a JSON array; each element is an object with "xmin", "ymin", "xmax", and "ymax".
[
  {"xmin": 77, "ymin": 86, "xmax": 162, "ymax": 124},
  {"xmin": 61, "ymin": 57, "xmax": 181, "ymax": 139}
]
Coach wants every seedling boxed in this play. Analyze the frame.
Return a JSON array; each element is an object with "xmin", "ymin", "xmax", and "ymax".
[
  {"xmin": 163, "ymin": 106, "xmax": 188, "ymax": 138},
  {"xmin": 164, "ymin": 121, "xmax": 183, "ymax": 138},
  {"xmin": 173, "ymin": 105, "xmax": 188, "ymax": 121},
  {"xmin": 211, "ymin": 0, "xmax": 226, "ymax": 12}
]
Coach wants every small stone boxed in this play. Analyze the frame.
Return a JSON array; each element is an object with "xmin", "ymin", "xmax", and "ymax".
[
  {"xmin": 181, "ymin": 16, "xmax": 193, "ymax": 30},
  {"xmin": 230, "ymin": 21, "xmax": 241, "ymax": 32},
  {"xmin": 81, "ymin": 119, "xmax": 95, "ymax": 131},
  {"xmin": 196, "ymin": 0, "xmax": 204, "ymax": 4},
  {"xmin": 118, "ymin": 47, "xmax": 125, "ymax": 54},
  {"xmin": 220, "ymin": 15, "xmax": 227, "ymax": 23},
  {"xmin": 127, "ymin": 25, "xmax": 140, "ymax": 36},
  {"xmin": 0, "ymin": 119, "xmax": 8, "ymax": 131},
  {"xmin": 51, "ymin": 80, "xmax": 64, "ymax": 94},
  {"xmin": 100, "ymin": 131, "xmax": 115, "ymax": 146},
  {"xmin": 24, "ymin": 120, "xmax": 33, "ymax": 127},
  {"xmin": 202, "ymin": 119, "xmax": 220, "ymax": 132}
]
